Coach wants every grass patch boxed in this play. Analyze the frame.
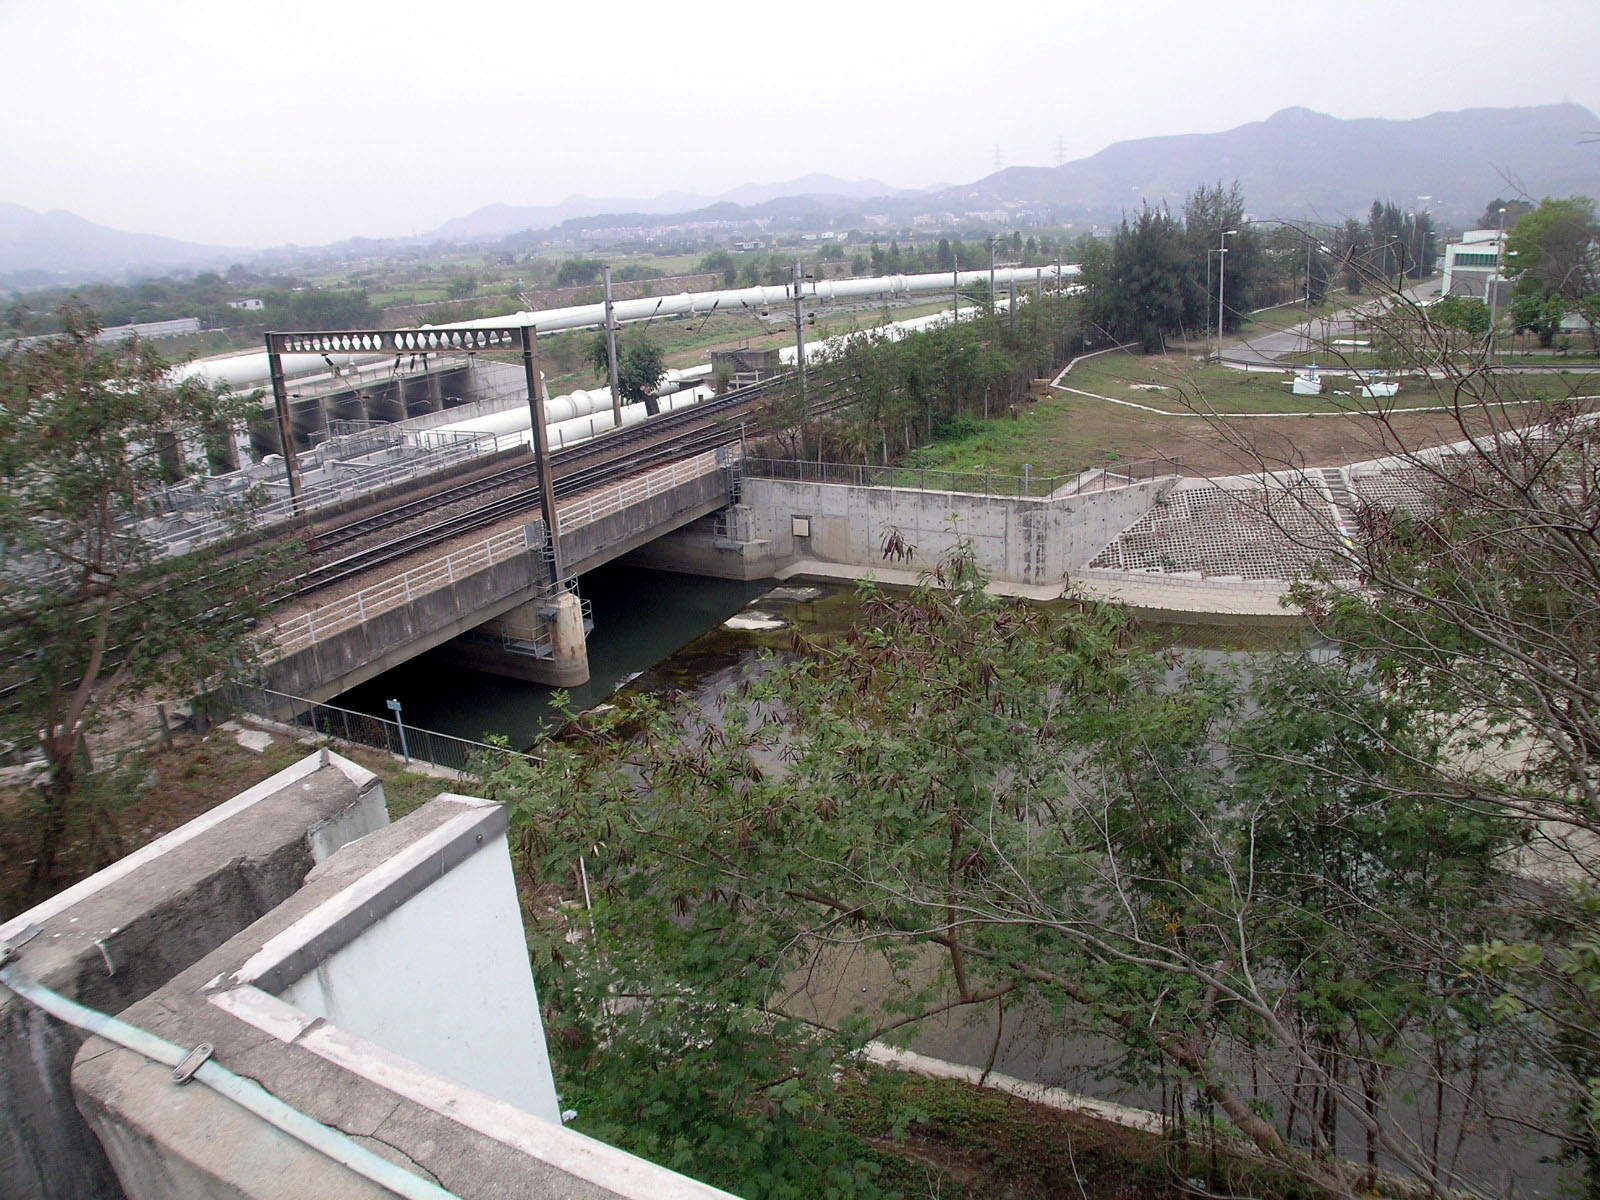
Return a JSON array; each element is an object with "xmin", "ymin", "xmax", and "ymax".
[
  {"xmin": 1063, "ymin": 352, "xmax": 1443, "ymax": 415},
  {"xmin": 0, "ymin": 725, "xmax": 467, "ymax": 919},
  {"xmin": 833, "ymin": 1070, "xmax": 1325, "ymax": 1200}
]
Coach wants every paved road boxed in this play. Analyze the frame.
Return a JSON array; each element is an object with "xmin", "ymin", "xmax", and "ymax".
[{"xmin": 1219, "ymin": 288, "xmax": 1600, "ymax": 372}]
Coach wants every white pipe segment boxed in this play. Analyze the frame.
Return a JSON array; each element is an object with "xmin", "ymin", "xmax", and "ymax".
[
  {"xmin": 427, "ymin": 387, "xmax": 712, "ymax": 452},
  {"xmin": 175, "ymin": 266, "xmax": 1079, "ymax": 391}
]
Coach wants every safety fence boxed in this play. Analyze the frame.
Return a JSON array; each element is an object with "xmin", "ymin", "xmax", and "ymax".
[
  {"xmin": 741, "ymin": 456, "xmax": 1180, "ymax": 499},
  {"xmin": 231, "ymin": 684, "xmax": 540, "ymax": 777},
  {"xmin": 553, "ymin": 450, "xmax": 725, "ymax": 528}
]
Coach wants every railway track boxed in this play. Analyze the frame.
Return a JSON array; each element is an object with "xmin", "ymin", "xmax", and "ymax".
[{"xmin": 292, "ymin": 374, "xmax": 807, "ymax": 595}]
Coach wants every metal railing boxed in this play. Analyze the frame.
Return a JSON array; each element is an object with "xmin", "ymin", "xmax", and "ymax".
[
  {"xmin": 741, "ymin": 456, "xmax": 1180, "ymax": 499},
  {"xmin": 554, "ymin": 450, "xmax": 723, "ymax": 527},
  {"xmin": 231, "ymin": 684, "xmax": 540, "ymax": 777},
  {"xmin": 272, "ymin": 524, "xmax": 533, "ymax": 654},
  {"xmin": 272, "ymin": 451, "xmax": 727, "ymax": 656}
]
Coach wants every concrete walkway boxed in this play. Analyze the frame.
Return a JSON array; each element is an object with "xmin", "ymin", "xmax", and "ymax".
[{"xmin": 776, "ymin": 559, "xmax": 1296, "ymax": 620}]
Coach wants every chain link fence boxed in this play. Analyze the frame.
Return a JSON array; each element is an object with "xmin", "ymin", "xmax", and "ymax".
[{"xmin": 229, "ymin": 684, "xmax": 540, "ymax": 779}]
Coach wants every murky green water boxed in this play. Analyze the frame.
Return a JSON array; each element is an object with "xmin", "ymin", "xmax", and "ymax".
[{"xmin": 333, "ymin": 564, "xmax": 1309, "ymax": 748}]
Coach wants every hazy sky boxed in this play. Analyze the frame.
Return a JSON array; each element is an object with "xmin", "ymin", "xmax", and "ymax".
[{"xmin": 3, "ymin": 0, "xmax": 1597, "ymax": 249}]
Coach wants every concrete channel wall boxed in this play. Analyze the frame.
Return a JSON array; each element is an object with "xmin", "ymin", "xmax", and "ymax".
[{"xmin": 738, "ymin": 476, "xmax": 1171, "ymax": 585}]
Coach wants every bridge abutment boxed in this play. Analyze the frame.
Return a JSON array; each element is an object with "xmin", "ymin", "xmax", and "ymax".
[{"xmin": 618, "ymin": 504, "xmax": 783, "ymax": 580}]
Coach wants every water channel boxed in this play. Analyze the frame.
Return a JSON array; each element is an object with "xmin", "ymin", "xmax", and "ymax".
[{"xmin": 333, "ymin": 563, "xmax": 1555, "ymax": 1197}]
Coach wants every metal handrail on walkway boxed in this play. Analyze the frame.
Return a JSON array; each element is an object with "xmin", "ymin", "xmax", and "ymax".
[{"xmin": 273, "ymin": 526, "xmax": 531, "ymax": 654}]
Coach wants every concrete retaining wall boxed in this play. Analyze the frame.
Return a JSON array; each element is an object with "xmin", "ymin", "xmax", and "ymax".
[{"xmin": 739, "ymin": 477, "xmax": 1168, "ymax": 586}]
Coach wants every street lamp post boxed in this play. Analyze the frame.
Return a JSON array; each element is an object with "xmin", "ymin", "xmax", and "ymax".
[
  {"xmin": 1215, "ymin": 228, "xmax": 1238, "ymax": 363},
  {"xmin": 1487, "ymin": 205, "xmax": 1507, "ymax": 361},
  {"xmin": 1304, "ymin": 241, "xmax": 1331, "ymax": 353}
]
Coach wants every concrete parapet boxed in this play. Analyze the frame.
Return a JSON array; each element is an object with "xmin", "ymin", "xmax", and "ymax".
[
  {"xmin": 0, "ymin": 751, "xmax": 388, "ymax": 1200},
  {"xmin": 25, "ymin": 759, "xmax": 740, "ymax": 1200}
]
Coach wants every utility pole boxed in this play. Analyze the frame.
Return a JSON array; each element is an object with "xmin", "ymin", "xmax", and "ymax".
[
  {"xmin": 1008, "ymin": 276, "xmax": 1016, "ymax": 332},
  {"xmin": 1216, "ymin": 228, "xmax": 1237, "ymax": 364},
  {"xmin": 988, "ymin": 236, "xmax": 997, "ymax": 316},
  {"xmin": 952, "ymin": 258, "xmax": 960, "ymax": 325},
  {"xmin": 602, "ymin": 264, "xmax": 622, "ymax": 426},
  {"xmin": 1487, "ymin": 205, "xmax": 1507, "ymax": 362},
  {"xmin": 792, "ymin": 259, "xmax": 807, "ymax": 400}
]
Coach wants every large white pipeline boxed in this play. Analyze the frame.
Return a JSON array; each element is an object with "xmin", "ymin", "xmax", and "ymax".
[
  {"xmin": 425, "ymin": 294, "xmax": 1023, "ymax": 453},
  {"xmin": 174, "ymin": 265, "xmax": 1078, "ymax": 391},
  {"xmin": 435, "ymin": 386, "xmax": 714, "ymax": 452}
]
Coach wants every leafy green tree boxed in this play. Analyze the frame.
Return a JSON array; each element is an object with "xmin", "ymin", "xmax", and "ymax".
[
  {"xmin": 699, "ymin": 251, "xmax": 738, "ymax": 287},
  {"xmin": 1430, "ymin": 294, "xmax": 1490, "ymax": 337},
  {"xmin": 1504, "ymin": 198, "xmax": 1598, "ymax": 349},
  {"xmin": 0, "ymin": 308, "xmax": 298, "ymax": 895},
  {"xmin": 1213, "ymin": 273, "xmax": 1600, "ymax": 1188},
  {"xmin": 498, "ymin": 556, "xmax": 1526, "ymax": 1198},
  {"xmin": 1085, "ymin": 204, "xmax": 1195, "ymax": 351},
  {"xmin": 1479, "ymin": 197, "xmax": 1534, "ymax": 229},
  {"xmin": 588, "ymin": 332, "xmax": 665, "ymax": 415},
  {"xmin": 555, "ymin": 257, "xmax": 605, "ymax": 287},
  {"xmin": 1510, "ymin": 290, "xmax": 1566, "ymax": 347}
]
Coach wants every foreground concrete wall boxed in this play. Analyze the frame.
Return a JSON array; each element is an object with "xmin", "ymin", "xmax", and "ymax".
[
  {"xmin": 0, "ymin": 752, "xmax": 387, "ymax": 1200},
  {"xmin": 70, "ymin": 792, "xmax": 739, "ymax": 1200},
  {"xmin": 739, "ymin": 477, "xmax": 1168, "ymax": 586},
  {"xmin": 279, "ymin": 828, "xmax": 560, "ymax": 1120}
]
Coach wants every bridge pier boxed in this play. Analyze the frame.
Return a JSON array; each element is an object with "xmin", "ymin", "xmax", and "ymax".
[{"xmin": 434, "ymin": 589, "xmax": 591, "ymax": 688}]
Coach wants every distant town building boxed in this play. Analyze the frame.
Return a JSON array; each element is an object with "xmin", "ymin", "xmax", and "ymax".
[
  {"xmin": 227, "ymin": 297, "xmax": 265, "ymax": 310},
  {"xmin": 1443, "ymin": 229, "xmax": 1509, "ymax": 304}
]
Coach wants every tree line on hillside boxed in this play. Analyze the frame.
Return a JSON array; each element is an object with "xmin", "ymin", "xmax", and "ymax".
[
  {"xmin": 3, "ymin": 269, "xmax": 381, "ymax": 337},
  {"xmin": 1077, "ymin": 184, "xmax": 1439, "ymax": 352},
  {"xmin": 697, "ymin": 233, "xmax": 1072, "ymax": 290}
]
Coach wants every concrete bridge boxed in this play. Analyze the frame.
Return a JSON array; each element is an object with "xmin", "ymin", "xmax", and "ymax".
[{"xmin": 262, "ymin": 448, "xmax": 751, "ymax": 703}]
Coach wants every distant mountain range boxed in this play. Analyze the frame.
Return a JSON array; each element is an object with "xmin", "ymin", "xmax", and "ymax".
[
  {"xmin": 427, "ymin": 103, "xmax": 1600, "ymax": 241},
  {"xmin": 0, "ymin": 203, "xmax": 244, "ymax": 282},
  {"xmin": 4, "ymin": 104, "xmax": 1597, "ymax": 284},
  {"xmin": 917, "ymin": 103, "xmax": 1600, "ymax": 225},
  {"xmin": 424, "ymin": 174, "xmax": 926, "ymax": 242}
]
